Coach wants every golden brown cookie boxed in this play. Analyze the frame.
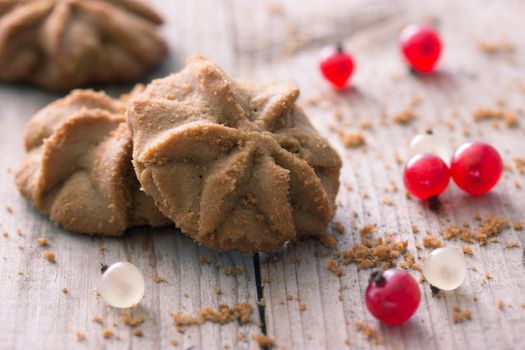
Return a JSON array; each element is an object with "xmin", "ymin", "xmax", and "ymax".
[
  {"xmin": 0, "ymin": 0, "xmax": 167, "ymax": 90},
  {"xmin": 16, "ymin": 89, "xmax": 169, "ymax": 235},
  {"xmin": 128, "ymin": 55, "xmax": 342, "ymax": 253}
]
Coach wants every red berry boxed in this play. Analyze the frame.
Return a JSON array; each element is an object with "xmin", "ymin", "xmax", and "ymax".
[
  {"xmin": 365, "ymin": 269, "xmax": 420, "ymax": 325},
  {"xmin": 319, "ymin": 45, "xmax": 354, "ymax": 89},
  {"xmin": 400, "ymin": 25, "xmax": 442, "ymax": 73},
  {"xmin": 450, "ymin": 141, "xmax": 503, "ymax": 195},
  {"xmin": 404, "ymin": 153, "xmax": 450, "ymax": 200}
]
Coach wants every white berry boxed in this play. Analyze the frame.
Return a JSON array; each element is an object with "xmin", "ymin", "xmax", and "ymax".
[
  {"xmin": 99, "ymin": 262, "xmax": 145, "ymax": 308},
  {"xmin": 409, "ymin": 132, "xmax": 450, "ymax": 162},
  {"xmin": 422, "ymin": 247, "xmax": 467, "ymax": 291}
]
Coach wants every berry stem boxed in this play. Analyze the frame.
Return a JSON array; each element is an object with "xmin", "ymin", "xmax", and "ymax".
[
  {"xmin": 370, "ymin": 270, "xmax": 386, "ymax": 286},
  {"xmin": 336, "ymin": 42, "xmax": 344, "ymax": 54}
]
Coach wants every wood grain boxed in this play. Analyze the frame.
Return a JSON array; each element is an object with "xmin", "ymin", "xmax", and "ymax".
[
  {"xmin": 2, "ymin": 0, "xmax": 525, "ymax": 349},
  {"xmin": 0, "ymin": 1, "xmax": 261, "ymax": 349},
  {"xmin": 236, "ymin": 0, "xmax": 525, "ymax": 349}
]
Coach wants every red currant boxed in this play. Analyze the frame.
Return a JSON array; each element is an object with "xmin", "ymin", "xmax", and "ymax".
[
  {"xmin": 450, "ymin": 141, "xmax": 503, "ymax": 195},
  {"xmin": 319, "ymin": 44, "xmax": 354, "ymax": 89},
  {"xmin": 403, "ymin": 153, "xmax": 450, "ymax": 200},
  {"xmin": 365, "ymin": 269, "xmax": 420, "ymax": 325},
  {"xmin": 400, "ymin": 24, "xmax": 442, "ymax": 73}
]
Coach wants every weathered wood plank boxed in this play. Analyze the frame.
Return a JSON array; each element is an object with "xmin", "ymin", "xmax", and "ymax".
[
  {"xmin": 3, "ymin": 0, "xmax": 525, "ymax": 349},
  {"xmin": 0, "ymin": 1, "xmax": 262, "ymax": 349},
  {"xmin": 239, "ymin": 0, "xmax": 525, "ymax": 349}
]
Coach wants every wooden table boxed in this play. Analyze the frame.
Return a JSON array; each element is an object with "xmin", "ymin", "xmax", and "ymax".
[{"xmin": 1, "ymin": 0, "xmax": 525, "ymax": 349}]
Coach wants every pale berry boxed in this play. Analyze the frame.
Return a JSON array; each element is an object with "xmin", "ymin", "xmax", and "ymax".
[
  {"xmin": 450, "ymin": 141, "xmax": 503, "ymax": 195},
  {"xmin": 400, "ymin": 24, "xmax": 442, "ymax": 73},
  {"xmin": 404, "ymin": 153, "xmax": 450, "ymax": 200},
  {"xmin": 422, "ymin": 247, "xmax": 467, "ymax": 291},
  {"xmin": 99, "ymin": 262, "xmax": 145, "ymax": 308},
  {"xmin": 319, "ymin": 44, "xmax": 354, "ymax": 89},
  {"xmin": 409, "ymin": 130, "xmax": 450, "ymax": 162},
  {"xmin": 365, "ymin": 269, "xmax": 420, "ymax": 325}
]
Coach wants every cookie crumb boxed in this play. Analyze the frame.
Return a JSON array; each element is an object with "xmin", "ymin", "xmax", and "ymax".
[
  {"xmin": 170, "ymin": 339, "xmax": 178, "ymax": 346},
  {"xmin": 62, "ymin": 288, "xmax": 68, "ymax": 294},
  {"xmin": 505, "ymin": 241, "xmax": 520, "ymax": 248},
  {"xmin": 37, "ymin": 237, "xmax": 49, "ymax": 246},
  {"xmin": 359, "ymin": 224, "xmax": 376, "ymax": 236},
  {"xmin": 224, "ymin": 265, "xmax": 245, "ymax": 276},
  {"xmin": 92, "ymin": 315, "xmax": 104, "ymax": 324},
  {"xmin": 340, "ymin": 132, "xmax": 365, "ymax": 148},
  {"xmin": 393, "ymin": 110, "xmax": 416, "ymax": 125},
  {"xmin": 75, "ymin": 331, "xmax": 86, "ymax": 342},
  {"xmin": 252, "ymin": 333, "xmax": 274, "ymax": 348},
  {"xmin": 423, "ymin": 235, "xmax": 444, "ymax": 248},
  {"xmin": 102, "ymin": 328, "xmax": 113, "ymax": 338},
  {"xmin": 152, "ymin": 274, "xmax": 167, "ymax": 283},
  {"xmin": 132, "ymin": 329, "xmax": 144, "ymax": 337},
  {"xmin": 327, "ymin": 258, "xmax": 344, "ymax": 276},
  {"xmin": 410, "ymin": 95, "xmax": 422, "ymax": 107},
  {"xmin": 43, "ymin": 251, "xmax": 56, "ymax": 263},
  {"xmin": 267, "ymin": 2, "xmax": 284, "ymax": 16},
  {"xmin": 121, "ymin": 311, "xmax": 144, "ymax": 327},
  {"xmin": 199, "ymin": 255, "xmax": 212, "ymax": 264},
  {"xmin": 333, "ymin": 222, "xmax": 346, "ymax": 234},
  {"xmin": 233, "ymin": 303, "xmax": 253, "ymax": 324},
  {"xmin": 473, "ymin": 108, "xmax": 518, "ymax": 127},
  {"xmin": 497, "ymin": 299, "xmax": 505, "ymax": 310},
  {"xmin": 514, "ymin": 157, "xmax": 525, "ymax": 175},
  {"xmin": 481, "ymin": 272, "xmax": 492, "ymax": 286},
  {"xmin": 355, "ymin": 321, "xmax": 383, "ymax": 345},
  {"xmin": 462, "ymin": 246, "xmax": 473, "ymax": 255},
  {"xmin": 452, "ymin": 305, "xmax": 472, "ymax": 323},
  {"xmin": 478, "ymin": 40, "xmax": 514, "ymax": 54},
  {"xmin": 319, "ymin": 233, "xmax": 337, "ymax": 248}
]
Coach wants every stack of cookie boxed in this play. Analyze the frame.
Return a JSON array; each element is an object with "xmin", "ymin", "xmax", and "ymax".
[{"xmin": 7, "ymin": 1, "xmax": 342, "ymax": 253}]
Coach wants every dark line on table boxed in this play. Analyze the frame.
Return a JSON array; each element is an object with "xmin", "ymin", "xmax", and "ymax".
[{"xmin": 253, "ymin": 253, "xmax": 267, "ymax": 335}]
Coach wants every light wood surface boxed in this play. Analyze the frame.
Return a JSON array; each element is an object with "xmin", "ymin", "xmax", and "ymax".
[{"xmin": 1, "ymin": 0, "xmax": 525, "ymax": 349}]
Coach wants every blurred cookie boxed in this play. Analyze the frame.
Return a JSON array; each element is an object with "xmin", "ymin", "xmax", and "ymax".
[{"xmin": 0, "ymin": 0, "xmax": 167, "ymax": 90}]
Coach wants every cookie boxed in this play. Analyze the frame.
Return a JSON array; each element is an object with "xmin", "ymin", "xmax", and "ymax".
[
  {"xmin": 16, "ymin": 89, "xmax": 169, "ymax": 235},
  {"xmin": 128, "ymin": 55, "xmax": 342, "ymax": 253},
  {"xmin": 0, "ymin": 0, "xmax": 167, "ymax": 90}
]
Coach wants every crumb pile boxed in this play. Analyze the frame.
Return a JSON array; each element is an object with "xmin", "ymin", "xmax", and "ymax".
[
  {"xmin": 442, "ymin": 216, "xmax": 510, "ymax": 245},
  {"xmin": 171, "ymin": 303, "xmax": 253, "ymax": 333},
  {"xmin": 328, "ymin": 222, "xmax": 417, "ymax": 274},
  {"xmin": 473, "ymin": 108, "xmax": 518, "ymax": 127},
  {"xmin": 355, "ymin": 321, "xmax": 383, "ymax": 345}
]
